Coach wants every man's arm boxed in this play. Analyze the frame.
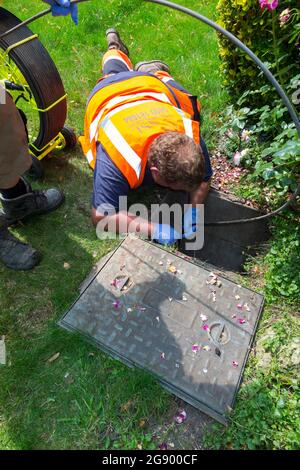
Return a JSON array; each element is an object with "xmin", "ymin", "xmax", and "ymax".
[
  {"xmin": 186, "ymin": 137, "xmax": 212, "ymax": 213},
  {"xmin": 92, "ymin": 146, "xmax": 180, "ymax": 245},
  {"xmin": 92, "ymin": 207, "xmax": 181, "ymax": 246},
  {"xmin": 92, "ymin": 207, "xmax": 153, "ymax": 237},
  {"xmin": 189, "ymin": 178, "xmax": 211, "ymax": 205}
]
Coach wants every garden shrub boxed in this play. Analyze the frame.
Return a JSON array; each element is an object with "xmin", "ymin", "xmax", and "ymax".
[
  {"xmin": 218, "ymin": 75, "xmax": 300, "ymax": 198},
  {"xmin": 216, "ymin": 1, "xmax": 300, "ymax": 198},
  {"xmin": 264, "ymin": 216, "xmax": 300, "ymax": 304},
  {"xmin": 215, "ymin": 1, "xmax": 300, "ymax": 310},
  {"xmin": 204, "ymin": 367, "xmax": 300, "ymax": 450},
  {"xmin": 217, "ymin": 0, "xmax": 300, "ymax": 106}
]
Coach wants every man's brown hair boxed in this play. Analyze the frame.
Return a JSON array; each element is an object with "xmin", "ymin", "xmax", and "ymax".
[{"xmin": 148, "ymin": 132, "xmax": 204, "ymax": 191}]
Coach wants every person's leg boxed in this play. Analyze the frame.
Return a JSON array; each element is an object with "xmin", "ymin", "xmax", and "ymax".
[
  {"xmin": 0, "ymin": 91, "xmax": 64, "ymax": 269},
  {"xmin": 0, "ymin": 92, "xmax": 64, "ymax": 225},
  {"xmin": 0, "ymin": 92, "xmax": 32, "ymax": 189},
  {"xmin": 0, "ymin": 178, "xmax": 27, "ymax": 198},
  {"xmin": 102, "ymin": 29, "xmax": 133, "ymax": 76},
  {"xmin": 0, "ymin": 215, "xmax": 41, "ymax": 270},
  {"xmin": 134, "ymin": 62, "xmax": 193, "ymax": 94},
  {"xmin": 134, "ymin": 61, "xmax": 170, "ymax": 75},
  {"xmin": 102, "ymin": 49, "xmax": 133, "ymax": 75},
  {"xmin": 0, "ymin": 176, "xmax": 65, "ymax": 225}
]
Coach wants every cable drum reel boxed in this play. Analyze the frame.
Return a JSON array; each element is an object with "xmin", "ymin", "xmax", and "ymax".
[
  {"xmin": 146, "ymin": 0, "xmax": 300, "ymax": 225},
  {"xmin": 0, "ymin": 7, "xmax": 77, "ymax": 178}
]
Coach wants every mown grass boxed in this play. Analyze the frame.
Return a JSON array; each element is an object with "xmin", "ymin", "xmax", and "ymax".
[
  {"xmin": 204, "ymin": 235, "xmax": 300, "ymax": 450},
  {"xmin": 0, "ymin": 0, "xmax": 226, "ymax": 450},
  {"xmin": 1, "ymin": 0, "xmax": 299, "ymax": 451}
]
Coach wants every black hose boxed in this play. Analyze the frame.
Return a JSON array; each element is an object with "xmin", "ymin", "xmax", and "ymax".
[{"xmin": 145, "ymin": 0, "xmax": 300, "ymax": 226}]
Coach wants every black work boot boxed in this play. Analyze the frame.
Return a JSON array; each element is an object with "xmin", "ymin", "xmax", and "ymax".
[
  {"xmin": 135, "ymin": 60, "xmax": 170, "ymax": 74},
  {"xmin": 0, "ymin": 178, "xmax": 65, "ymax": 225},
  {"xmin": 105, "ymin": 28, "xmax": 130, "ymax": 56},
  {"xmin": 0, "ymin": 217, "xmax": 41, "ymax": 270}
]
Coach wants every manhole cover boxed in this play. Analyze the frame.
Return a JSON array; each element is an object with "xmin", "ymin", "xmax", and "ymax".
[
  {"xmin": 59, "ymin": 236, "xmax": 264, "ymax": 424},
  {"xmin": 209, "ymin": 322, "xmax": 230, "ymax": 346}
]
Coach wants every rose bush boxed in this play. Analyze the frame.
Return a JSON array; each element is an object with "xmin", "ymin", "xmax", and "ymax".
[{"xmin": 217, "ymin": 0, "xmax": 300, "ymax": 104}]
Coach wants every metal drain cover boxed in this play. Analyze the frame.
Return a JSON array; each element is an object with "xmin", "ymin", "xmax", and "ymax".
[{"xmin": 59, "ymin": 236, "xmax": 264, "ymax": 424}]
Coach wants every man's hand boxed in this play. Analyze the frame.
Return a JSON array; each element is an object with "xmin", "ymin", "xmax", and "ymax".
[
  {"xmin": 152, "ymin": 223, "xmax": 181, "ymax": 246},
  {"xmin": 91, "ymin": 208, "xmax": 180, "ymax": 246},
  {"xmin": 42, "ymin": 0, "xmax": 78, "ymax": 25}
]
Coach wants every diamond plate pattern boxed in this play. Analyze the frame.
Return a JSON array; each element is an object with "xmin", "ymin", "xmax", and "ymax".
[{"xmin": 59, "ymin": 236, "xmax": 264, "ymax": 424}]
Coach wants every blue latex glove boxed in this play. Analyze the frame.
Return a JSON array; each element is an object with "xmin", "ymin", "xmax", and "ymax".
[
  {"xmin": 183, "ymin": 207, "xmax": 199, "ymax": 239},
  {"xmin": 43, "ymin": 0, "xmax": 78, "ymax": 25},
  {"xmin": 152, "ymin": 223, "xmax": 181, "ymax": 246}
]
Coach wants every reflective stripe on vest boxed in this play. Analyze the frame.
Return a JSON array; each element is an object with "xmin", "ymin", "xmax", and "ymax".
[
  {"xmin": 102, "ymin": 119, "xmax": 142, "ymax": 180},
  {"xmin": 161, "ymin": 76, "xmax": 173, "ymax": 84},
  {"xmin": 96, "ymin": 100, "xmax": 199, "ymax": 188},
  {"xmin": 175, "ymin": 107, "xmax": 193, "ymax": 139},
  {"xmin": 79, "ymin": 74, "xmax": 201, "ymax": 179},
  {"xmin": 86, "ymin": 149, "xmax": 94, "ymax": 165},
  {"xmin": 89, "ymin": 91, "xmax": 172, "ymax": 142}
]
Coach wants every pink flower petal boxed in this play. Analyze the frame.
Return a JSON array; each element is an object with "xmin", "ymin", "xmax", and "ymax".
[
  {"xmin": 280, "ymin": 8, "xmax": 290, "ymax": 25},
  {"xmin": 158, "ymin": 443, "xmax": 168, "ymax": 450},
  {"xmin": 259, "ymin": 0, "xmax": 278, "ymax": 11},
  {"xmin": 174, "ymin": 409, "xmax": 187, "ymax": 424},
  {"xmin": 111, "ymin": 278, "xmax": 123, "ymax": 289},
  {"xmin": 233, "ymin": 152, "xmax": 242, "ymax": 167}
]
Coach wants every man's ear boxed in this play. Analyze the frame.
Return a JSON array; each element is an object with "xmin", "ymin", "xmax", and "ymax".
[{"xmin": 149, "ymin": 166, "xmax": 160, "ymax": 178}]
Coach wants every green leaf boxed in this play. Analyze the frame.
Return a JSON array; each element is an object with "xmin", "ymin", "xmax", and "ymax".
[
  {"xmin": 274, "ymin": 141, "xmax": 300, "ymax": 159},
  {"xmin": 261, "ymin": 147, "xmax": 274, "ymax": 157},
  {"xmin": 277, "ymin": 397, "xmax": 285, "ymax": 409},
  {"xmin": 263, "ymin": 168, "xmax": 275, "ymax": 180}
]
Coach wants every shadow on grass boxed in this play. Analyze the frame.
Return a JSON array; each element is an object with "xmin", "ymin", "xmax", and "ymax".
[
  {"xmin": 0, "ymin": 151, "xmax": 171, "ymax": 450},
  {"xmin": 59, "ymin": 239, "xmax": 241, "ymax": 444}
]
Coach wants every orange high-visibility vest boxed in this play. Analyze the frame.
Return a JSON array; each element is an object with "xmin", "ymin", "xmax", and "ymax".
[{"xmin": 79, "ymin": 74, "xmax": 201, "ymax": 189}]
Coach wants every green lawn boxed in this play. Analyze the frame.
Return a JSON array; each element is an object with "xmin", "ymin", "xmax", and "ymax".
[
  {"xmin": 0, "ymin": 0, "xmax": 226, "ymax": 450},
  {"xmin": 1, "ymin": 0, "xmax": 299, "ymax": 451}
]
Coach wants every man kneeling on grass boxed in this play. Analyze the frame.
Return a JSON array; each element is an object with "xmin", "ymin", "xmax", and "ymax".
[{"xmin": 79, "ymin": 29, "xmax": 213, "ymax": 245}]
